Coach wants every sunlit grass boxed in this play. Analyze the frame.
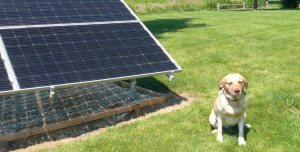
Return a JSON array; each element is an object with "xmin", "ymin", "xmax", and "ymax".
[{"xmin": 41, "ymin": 10, "xmax": 300, "ymax": 151}]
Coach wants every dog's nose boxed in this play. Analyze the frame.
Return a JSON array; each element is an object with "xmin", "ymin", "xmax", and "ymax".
[{"xmin": 234, "ymin": 88, "xmax": 240, "ymax": 94}]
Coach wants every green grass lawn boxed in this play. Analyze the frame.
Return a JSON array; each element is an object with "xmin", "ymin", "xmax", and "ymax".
[{"xmin": 40, "ymin": 10, "xmax": 300, "ymax": 151}]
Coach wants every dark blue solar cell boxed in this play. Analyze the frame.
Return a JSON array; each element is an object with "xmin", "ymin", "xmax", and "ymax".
[
  {"xmin": 103, "ymin": 68, "xmax": 120, "ymax": 78},
  {"xmin": 17, "ymin": 77, "xmax": 35, "ymax": 89},
  {"xmin": 76, "ymin": 71, "xmax": 94, "ymax": 81},
  {"xmin": 90, "ymin": 69, "xmax": 107, "ymax": 80},
  {"xmin": 43, "ymin": 63, "xmax": 61, "ymax": 73},
  {"xmin": 85, "ymin": 59, "xmax": 100, "ymax": 69},
  {"xmin": 32, "ymin": 75, "xmax": 51, "ymax": 87},
  {"xmin": 128, "ymin": 66, "xmax": 144, "ymax": 75},
  {"xmin": 62, "ymin": 72, "xmax": 80, "ymax": 83},
  {"xmin": 48, "ymin": 74, "xmax": 66, "ymax": 85},
  {"xmin": 140, "ymin": 64, "xmax": 156, "ymax": 73},
  {"xmin": 57, "ymin": 62, "xmax": 74, "ymax": 72}
]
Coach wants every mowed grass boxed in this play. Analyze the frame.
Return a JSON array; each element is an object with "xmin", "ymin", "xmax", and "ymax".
[{"xmin": 40, "ymin": 10, "xmax": 300, "ymax": 151}]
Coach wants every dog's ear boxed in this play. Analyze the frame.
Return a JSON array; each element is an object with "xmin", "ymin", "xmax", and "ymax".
[
  {"xmin": 243, "ymin": 77, "xmax": 248, "ymax": 89},
  {"xmin": 219, "ymin": 79, "xmax": 226, "ymax": 90}
]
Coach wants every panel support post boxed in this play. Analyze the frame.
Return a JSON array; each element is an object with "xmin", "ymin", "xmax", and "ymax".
[
  {"xmin": 49, "ymin": 86, "xmax": 55, "ymax": 99},
  {"xmin": 243, "ymin": 2, "xmax": 245, "ymax": 9},
  {"xmin": 217, "ymin": 3, "xmax": 220, "ymax": 10},
  {"xmin": 130, "ymin": 79, "xmax": 137, "ymax": 100},
  {"xmin": 166, "ymin": 71, "xmax": 175, "ymax": 81},
  {"xmin": 133, "ymin": 104, "xmax": 141, "ymax": 114}
]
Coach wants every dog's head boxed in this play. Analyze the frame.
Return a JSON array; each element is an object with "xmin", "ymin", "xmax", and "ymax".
[{"xmin": 219, "ymin": 73, "xmax": 248, "ymax": 101}]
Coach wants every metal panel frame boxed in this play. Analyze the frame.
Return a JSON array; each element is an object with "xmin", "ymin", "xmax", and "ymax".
[
  {"xmin": 0, "ymin": 0, "xmax": 182, "ymax": 96},
  {"xmin": 0, "ymin": 70, "xmax": 180, "ymax": 96},
  {"xmin": 120, "ymin": 0, "xmax": 140, "ymax": 21},
  {"xmin": 0, "ymin": 36, "xmax": 20, "ymax": 90},
  {"xmin": 0, "ymin": 21, "xmax": 140, "ymax": 30}
]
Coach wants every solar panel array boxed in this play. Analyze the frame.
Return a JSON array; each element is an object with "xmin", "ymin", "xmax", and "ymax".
[
  {"xmin": 0, "ymin": 0, "xmax": 181, "ymax": 93},
  {"xmin": 0, "ymin": 0, "xmax": 136, "ymax": 26}
]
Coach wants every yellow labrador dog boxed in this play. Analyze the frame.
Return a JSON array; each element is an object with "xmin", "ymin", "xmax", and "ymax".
[{"xmin": 209, "ymin": 73, "xmax": 251, "ymax": 146}]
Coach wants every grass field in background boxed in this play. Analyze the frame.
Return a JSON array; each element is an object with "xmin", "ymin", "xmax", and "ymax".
[
  {"xmin": 41, "ymin": 10, "xmax": 300, "ymax": 151},
  {"xmin": 125, "ymin": 0, "xmax": 171, "ymax": 4},
  {"xmin": 124, "ymin": 0, "xmax": 286, "ymax": 14}
]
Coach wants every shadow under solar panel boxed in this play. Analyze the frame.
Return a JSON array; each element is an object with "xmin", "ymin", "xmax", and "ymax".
[
  {"xmin": 0, "ymin": 22, "xmax": 179, "ymax": 89},
  {"xmin": 0, "ymin": 0, "xmax": 136, "ymax": 27}
]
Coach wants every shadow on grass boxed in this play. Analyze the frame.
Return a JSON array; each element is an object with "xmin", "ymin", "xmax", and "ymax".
[
  {"xmin": 223, "ymin": 124, "xmax": 251, "ymax": 141},
  {"xmin": 4, "ymin": 77, "xmax": 187, "ymax": 151},
  {"xmin": 211, "ymin": 124, "xmax": 251, "ymax": 141},
  {"xmin": 137, "ymin": 77, "xmax": 171, "ymax": 93},
  {"xmin": 143, "ymin": 18, "xmax": 206, "ymax": 38}
]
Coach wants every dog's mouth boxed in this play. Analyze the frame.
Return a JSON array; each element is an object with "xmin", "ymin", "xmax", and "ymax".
[
  {"xmin": 229, "ymin": 94, "xmax": 242, "ymax": 101},
  {"xmin": 233, "ymin": 92, "xmax": 242, "ymax": 96}
]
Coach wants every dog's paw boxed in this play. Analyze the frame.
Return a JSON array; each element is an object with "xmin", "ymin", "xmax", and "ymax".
[
  {"xmin": 217, "ymin": 134, "xmax": 223, "ymax": 143},
  {"xmin": 238, "ymin": 137, "xmax": 246, "ymax": 146},
  {"xmin": 212, "ymin": 129, "xmax": 218, "ymax": 134},
  {"xmin": 245, "ymin": 124, "xmax": 251, "ymax": 129}
]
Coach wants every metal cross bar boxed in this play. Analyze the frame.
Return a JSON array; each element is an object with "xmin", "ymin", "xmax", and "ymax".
[{"xmin": 166, "ymin": 71, "xmax": 175, "ymax": 81}]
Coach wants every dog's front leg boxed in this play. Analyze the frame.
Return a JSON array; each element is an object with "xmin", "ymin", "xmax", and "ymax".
[
  {"xmin": 217, "ymin": 114, "xmax": 223, "ymax": 143},
  {"xmin": 238, "ymin": 114, "xmax": 246, "ymax": 146}
]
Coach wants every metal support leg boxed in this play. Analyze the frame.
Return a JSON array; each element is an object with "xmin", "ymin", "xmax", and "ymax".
[
  {"xmin": 130, "ymin": 79, "xmax": 137, "ymax": 100},
  {"xmin": 166, "ymin": 71, "xmax": 175, "ymax": 81},
  {"xmin": 49, "ymin": 86, "xmax": 55, "ymax": 98}
]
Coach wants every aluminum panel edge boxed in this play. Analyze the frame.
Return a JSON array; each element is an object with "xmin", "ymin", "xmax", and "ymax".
[
  {"xmin": 0, "ymin": 20, "xmax": 140, "ymax": 30},
  {"xmin": 120, "ymin": 0, "xmax": 140, "ymax": 21},
  {"xmin": 0, "ymin": 70, "xmax": 179, "ymax": 96},
  {"xmin": 138, "ymin": 21, "xmax": 182, "ymax": 72},
  {"xmin": 0, "ymin": 35, "xmax": 20, "ymax": 90}
]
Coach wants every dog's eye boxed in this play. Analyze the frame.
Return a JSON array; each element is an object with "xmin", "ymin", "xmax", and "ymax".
[
  {"xmin": 238, "ymin": 81, "xmax": 242, "ymax": 84},
  {"xmin": 227, "ymin": 82, "xmax": 232, "ymax": 85}
]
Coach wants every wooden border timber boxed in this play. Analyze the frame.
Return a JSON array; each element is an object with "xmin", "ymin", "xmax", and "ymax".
[
  {"xmin": 217, "ymin": 2, "xmax": 268, "ymax": 10},
  {"xmin": 0, "ymin": 81, "xmax": 167, "ymax": 142}
]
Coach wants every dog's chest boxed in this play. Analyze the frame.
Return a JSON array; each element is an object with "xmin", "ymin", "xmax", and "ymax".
[
  {"xmin": 222, "ymin": 103, "xmax": 246, "ymax": 125},
  {"xmin": 222, "ymin": 104, "xmax": 245, "ymax": 117},
  {"xmin": 223, "ymin": 115, "xmax": 242, "ymax": 126}
]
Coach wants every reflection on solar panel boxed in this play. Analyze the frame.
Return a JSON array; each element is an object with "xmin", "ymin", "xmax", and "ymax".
[
  {"xmin": 0, "ymin": 0, "xmax": 136, "ymax": 26},
  {"xmin": 0, "ymin": 0, "xmax": 181, "ymax": 95}
]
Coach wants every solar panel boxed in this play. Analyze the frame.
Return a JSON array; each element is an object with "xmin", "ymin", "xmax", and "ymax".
[
  {"xmin": 0, "ymin": 23, "xmax": 178, "ymax": 89},
  {"xmin": 0, "ymin": 0, "xmax": 136, "ymax": 27},
  {"xmin": 0, "ymin": 0, "xmax": 181, "ymax": 95}
]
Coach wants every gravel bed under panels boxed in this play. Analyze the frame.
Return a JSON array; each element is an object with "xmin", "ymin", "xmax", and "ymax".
[{"xmin": 0, "ymin": 82, "xmax": 155, "ymax": 136}]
